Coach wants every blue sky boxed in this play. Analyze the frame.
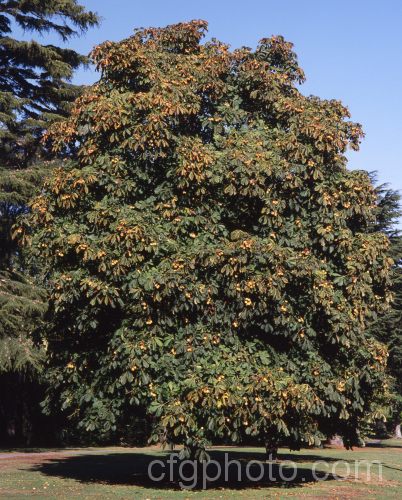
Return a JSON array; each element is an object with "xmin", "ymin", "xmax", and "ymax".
[{"xmin": 24, "ymin": 1, "xmax": 402, "ymax": 212}]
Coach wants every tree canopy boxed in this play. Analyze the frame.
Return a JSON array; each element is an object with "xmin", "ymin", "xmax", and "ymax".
[
  {"xmin": 0, "ymin": 0, "xmax": 98, "ymax": 445},
  {"xmin": 369, "ymin": 179, "xmax": 402, "ymax": 435},
  {"xmin": 27, "ymin": 20, "xmax": 392, "ymax": 454},
  {"xmin": 0, "ymin": 0, "xmax": 98, "ymax": 167},
  {"xmin": 0, "ymin": 0, "xmax": 98, "ymax": 374}
]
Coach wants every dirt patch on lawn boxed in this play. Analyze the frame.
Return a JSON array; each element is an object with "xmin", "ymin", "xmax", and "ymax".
[
  {"xmin": 0, "ymin": 452, "xmax": 74, "ymax": 471},
  {"xmin": 0, "ymin": 446, "xmax": 162, "ymax": 471}
]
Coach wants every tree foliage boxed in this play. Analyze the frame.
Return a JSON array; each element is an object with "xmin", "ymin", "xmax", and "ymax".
[
  {"xmin": 369, "ymin": 179, "xmax": 402, "ymax": 432},
  {"xmin": 0, "ymin": 0, "xmax": 98, "ymax": 445},
  {"xmin": 0, "ymin": 0, "xmax": 98, "ymax": 167},
  {"xmin": 27, "ymin": 20, "xmax": 392, "ymax": 453},
  {"xmin": 0, "ymin": 0, "xmax": 98, "ymax": 372}
]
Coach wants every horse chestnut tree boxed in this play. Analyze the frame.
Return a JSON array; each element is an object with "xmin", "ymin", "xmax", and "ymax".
[{"xmin": 27, "ymin": 20, "xmax": 391, "ymax": 455}]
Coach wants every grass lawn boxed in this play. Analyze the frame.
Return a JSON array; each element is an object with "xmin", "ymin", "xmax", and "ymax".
[{"xmin": 0, "ymin": 440, "xmax": 401, "ymax": 498}]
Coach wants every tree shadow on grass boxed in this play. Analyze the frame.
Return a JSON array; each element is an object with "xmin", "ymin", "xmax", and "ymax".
[
  {"xmin": 31, "ymin": 448, "xmax": 341, "ymax": 491},
  {"xmin": 226, "ymin": 449, "xmax": 343, "ymax": 463}
]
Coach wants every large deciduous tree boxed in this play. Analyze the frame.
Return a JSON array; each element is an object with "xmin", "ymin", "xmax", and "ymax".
[
  {"xmin": 0, "ymin": 0, "xmax": 98, "ymax": 445},
  {"xmin": 27, "ymin": 20, "xmax": 392, "ymax": 455}
]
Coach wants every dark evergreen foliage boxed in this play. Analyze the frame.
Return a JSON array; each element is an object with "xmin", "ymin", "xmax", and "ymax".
[
  {"xmin": 369, "ymin": 177, "xmax": 402, "ymax": 434},
  {"xmin": 0, "ymin": 0, "xmax": 98, "ymax": 445}
]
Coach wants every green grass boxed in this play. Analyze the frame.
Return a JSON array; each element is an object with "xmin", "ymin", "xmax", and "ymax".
[{"xmin": 0, "ymin": 441, "xmax": 401, "ymax": 498}]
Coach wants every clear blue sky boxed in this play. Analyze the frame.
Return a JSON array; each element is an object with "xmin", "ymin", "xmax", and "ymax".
[{"xmin": 29, "ymin": 1, "xmax": 402, "ymax": 214}]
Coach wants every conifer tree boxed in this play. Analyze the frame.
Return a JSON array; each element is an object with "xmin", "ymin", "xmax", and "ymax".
[
  {"xmin": 369, "ymin": 179, "xmax": 402, "ymax": 437},
  {"xmin": 0, "ymin": 0, "xmax": 98, "ymax": 444}
]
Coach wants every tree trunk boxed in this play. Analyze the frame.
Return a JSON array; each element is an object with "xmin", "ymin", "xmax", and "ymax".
[
  {"xmin": 395, "ymin": 424, "xmax": 402, "ymax": 439},
  {"xmin": 265, "ymin": 437, "xmax": 278, "ymax": 461}
]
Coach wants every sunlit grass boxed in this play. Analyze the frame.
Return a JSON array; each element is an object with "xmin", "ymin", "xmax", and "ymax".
[{"xmin": 0, "ymin": 440, "xmax": 401, "ymax": 498}]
